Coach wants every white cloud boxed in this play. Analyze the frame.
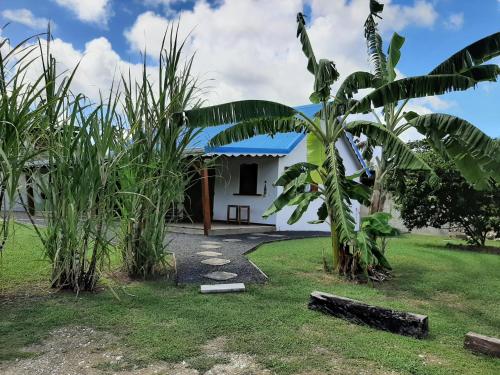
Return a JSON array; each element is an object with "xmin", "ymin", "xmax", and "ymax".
[
  {"xmin": 125, "ymin": 0, "xmax": 439, "ymax": 106},
  {"xmin": 1, "ymin": 8, "xmax": 51, "ymax": 30},
  {"xmin": 24, "ymin": 36, "xmax": 144, "ymax": 104},
  {"xmin": 444, "ymin": 12, "xmax": 464, "ymax": 30},
  {"xmin": 11, "ymin": 0, "xmax": 443, "ymax": 127},
  {"xmin": 53, "ymin": 0, "xmax": 112, "ymax": 26}
]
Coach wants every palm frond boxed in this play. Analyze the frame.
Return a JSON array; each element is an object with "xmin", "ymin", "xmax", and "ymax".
[
  {"xmin": 346, "ymin": 120, "xmax": 435, "ymax": 172},
  {"xmin": 287, "ymin": 191, "xmax": 322, "ymax": 225},
  {"xmin": 174, "ymin": 100, "xmax": 297, "ymax": 127},
  {"xmin": 296, "ymin": 12, "xmax": 317, "ymax": 75},
  {"xmin": 274, "ymin": 162, "xmax": 318, "ymax": 187},
  {"xmin": 324, "ymin": 144, "xmax": 355, "ymax": 243},
  {"xmin": 410, "ymin": 113, "xmax": 500, "ymax": 188},
  {"xmin": 352, "ymin": 74, "xmax": 478, "ymax": 113},
  {"xmin": 387, "ymin": 32, "xmax": 405, "ymax": 82},
  {"xmin": 459, "ymin": 64, "xmax": 500, "ymax": 82},
  {"xmin": 430, "ymin": 32, "xmax": 500, "ymax": 75},
  {"xmin": 208, "ymin": 117, "xmax": 308, "ymax": 148}
]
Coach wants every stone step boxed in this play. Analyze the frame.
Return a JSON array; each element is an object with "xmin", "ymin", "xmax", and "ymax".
[{"xmin": 200, "ymin": 283, "xmax": 246, "ymax": 294}]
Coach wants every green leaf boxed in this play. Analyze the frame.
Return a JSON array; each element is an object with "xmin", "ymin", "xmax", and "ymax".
[
  {"xmin": 330, "ymin": 71, "xmax": 378, "ymax": 116},
  {"xmin": 459, "ymin": 64, "xmax": 500, "ymax": 82},
  {"xmin": 361, "ymin": 212, "xmax": 400, "ymax": 237},
  {"xmin": 306, "ymin": 132, "xmax": 325, "ymax": 184},
  {"xmin": 174, "ymin": 100, "xmax": 297, "ymax": 127},
  {"xmin": 345, "ymin": 179, "xmax": 371, "ymax": 206},
  {"xmin": 364, "ymin": 11, "xmax": 388, "ymax": 81},
  {"xmin": 296, "ymin": 13, "xmax": 317, "ymax": 76},
  {"xmin": 387, "ymin": 32, "xmax": 405, "ymax": 82},
  {"xmin": 323, "ymin": 144, "xmax": 355, "ymax": 243},
  {"xmin": 263, "ymin": 185, "xmax": 300, "ymax": 218},
  {"xmin": 352, "ymin": 74, "xmax": 478, "ymax": 113},
  {"xmin": 287, "ymin": 192, "xmax": 321, "ymax": 225},
  {"xmin": 313, "ymin": 59, "xmax": 339, "ymax": 101},
  {"xmin": 371, "ymin": 246, "xmax": 392, "ymax": 270},
  {"xmin": 208, "ymin": 117, "xmax": 308, "ymax": 148},
  {"xmin": 346, "ymin": 120, "xmax": 435, "ymax": 172},
  {"xmin": 274, "ymin": 162, "xmax": 318, "ymax": 187},
  {"xmin": 430, "ymin": 32, "xmax": 500, "ymax": 75},
  {"xmin": 411, "ymin": 113, "xmax": 500, "ymax": 189}
]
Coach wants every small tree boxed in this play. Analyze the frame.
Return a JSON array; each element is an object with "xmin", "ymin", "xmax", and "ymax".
[{"xmin": 388, "ymin": 141, "xmax": 500, "ymax": 246}]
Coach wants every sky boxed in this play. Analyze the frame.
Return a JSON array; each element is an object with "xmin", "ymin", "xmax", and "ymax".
[{"xmin": 0, "ymin": 0, "xmax": 499, "ymax": 139}]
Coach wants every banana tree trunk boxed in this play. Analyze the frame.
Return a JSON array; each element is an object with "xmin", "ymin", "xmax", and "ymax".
[
  {"xmin": 328, "ymin": 211, "xmax": 340, "ymax": 271},
  {"xmin": 369, "ymin": 157, "xmax": 387, "ymax": 214}
]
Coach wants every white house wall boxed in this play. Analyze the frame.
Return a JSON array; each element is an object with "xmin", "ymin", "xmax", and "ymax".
[
  {"xmin": 276, "ymin": 137, "xmax": 361, "ymax": 232},
  {"xmin": 212, "ymin": 156, "xmax": 279, "ymax": 225}
]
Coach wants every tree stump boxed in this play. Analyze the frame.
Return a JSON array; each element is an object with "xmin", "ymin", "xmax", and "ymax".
[
  {"xmin": 464, "ymin": 332, "xmax": 500, "ymax": 357},
  {"xmin": 308, "ymin": 291, "xmax": 429, "ymax": 339}
]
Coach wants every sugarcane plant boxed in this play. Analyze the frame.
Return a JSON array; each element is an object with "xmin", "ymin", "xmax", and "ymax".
[
  {"xmin": 0, "ymin": 32, "xmax": 46, "ymax": 253},
  {"xmin": 176, "ymin": 9, "xmax": 499, "ymax": 278},
  {"xmin": 354, "ymin": 0, "xmax": 500, "ymax": 216},
  {"xmin": 117, "ymin": 25, "xmax": 202, "ymax": 279},
  {"xmin": 30, "ymin": 33, "xmax": 123, "ymax": 292}
]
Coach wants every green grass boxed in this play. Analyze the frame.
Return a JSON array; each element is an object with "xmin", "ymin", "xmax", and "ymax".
[{"xmin": 1, "ymin": 226, "xmax": 499, "ymax": 374}]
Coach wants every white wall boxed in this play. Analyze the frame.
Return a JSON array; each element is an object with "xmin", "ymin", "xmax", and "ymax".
[
  {"xmin": 275, "ymin": 137, "xmax": 361, "ymax": 232},
  {"xmin": 212, "ymin": 156, "xmax": 279, "ymax": 225}
]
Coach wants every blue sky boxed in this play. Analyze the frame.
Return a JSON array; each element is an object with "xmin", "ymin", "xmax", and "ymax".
[{"xmin": 1, "ymin": 0, "xmax": 499, "ymax": 137}]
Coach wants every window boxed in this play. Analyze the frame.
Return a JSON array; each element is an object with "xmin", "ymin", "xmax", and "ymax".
[{"xmin": 239, "ymin": 163, "xmax": 258, "ymax": 195}]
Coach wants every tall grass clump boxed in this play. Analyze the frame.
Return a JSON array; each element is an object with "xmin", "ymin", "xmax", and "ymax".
[
  {"xmin": 32, "ymin": 35, "xmax": 123, "ymax": 292},
  {"xmin": 118, "ymin": 25, "xmax": 202, "ymax": 278},
  {"xmin": 0, "ymin": 33, "xmax": 45, "ymax": 251}
]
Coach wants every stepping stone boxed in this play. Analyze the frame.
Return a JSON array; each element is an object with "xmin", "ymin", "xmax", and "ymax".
[
  {"xmin": 222, "ymin": 238, "xmax": 242, "ymax": 242},
  {"xmin": 200, "ymin": 244, "xmax": 222, "ymax": 249},
  {"xmin": 266, "ymin": 234, "xmax": 287, "ymax": 238},
  {"xmin": 196, "ymin": 251, "xmax": 223, "ymax": 257},
  {"xmin": 202, "ymin": 241, "xmax": 222, "ymax": 245},
  {"xmin": 247, "ymin": 236, "xmax": 261, "ymax": 240},
  {"xmin": 201, "ymin": 258, "xmax": 231, "ymax": 266},
  {"xmin": 200, "ymin": 283, "xmax": 246, "ymax": 294},
  {"xmin": 204, "ymin": 271, "xmax": 238, "ymax": 281}
]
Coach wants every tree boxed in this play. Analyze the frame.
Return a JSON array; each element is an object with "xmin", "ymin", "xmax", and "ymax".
[
  {"xmin": 351, "ymin": 0, "xmax": 500, "ymax": 216},
  {"xmin": 175, "ymin": 11, "xmax": 477, "ymax": 276},
  {"xmin": 388, "ymin": 140, "xmax": 499, "ymax": 247}
]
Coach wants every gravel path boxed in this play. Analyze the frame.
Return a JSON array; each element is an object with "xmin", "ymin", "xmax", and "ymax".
[{"xmin": 168, "ymin": 231, "xmax": 328, "ymax": 285}]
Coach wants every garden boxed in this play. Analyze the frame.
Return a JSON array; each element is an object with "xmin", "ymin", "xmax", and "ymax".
[{"xmin": 0, "ymin": 0, "xmax": 499, "ymax": 374}]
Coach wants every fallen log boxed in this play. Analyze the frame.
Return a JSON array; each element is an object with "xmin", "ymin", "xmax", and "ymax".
[
  {"xmin": 308, "ymin": 291, "xmax": 429, "ymax": 339},
  {"xmin": 464, "ymin": 332, "xmax": 500, "ymax": 357}
]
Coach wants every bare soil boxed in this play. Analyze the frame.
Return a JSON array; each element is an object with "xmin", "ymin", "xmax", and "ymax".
[{"xmin": 0, "ymin": 326, "xmax": 271, "ymax": 375}]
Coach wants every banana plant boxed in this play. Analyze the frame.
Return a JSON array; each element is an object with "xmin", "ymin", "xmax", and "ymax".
[
  {"xmin": 347, "ymin": 0, "xmax": 500, "ymax": 214},
  {"xmin": 176, "ymin": 9, "xmax": 498, "ymax": 275}
]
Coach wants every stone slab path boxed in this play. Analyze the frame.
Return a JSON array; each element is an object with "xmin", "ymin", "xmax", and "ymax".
[{"xmin": 168, "ymin": 231, "xmax": 328, "ymax": 285}]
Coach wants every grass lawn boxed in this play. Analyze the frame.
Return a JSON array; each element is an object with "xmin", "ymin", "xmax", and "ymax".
[{"xmin": 1, "ymin": 225, "xmax": 499, "ymax": 374}]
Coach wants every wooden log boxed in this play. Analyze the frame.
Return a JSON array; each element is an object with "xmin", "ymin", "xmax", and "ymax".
[
  {"xmin": 308, "ymin": 291, "xmax": 429, "ymax": 339},
  {"xmin": 464, "ymin": 332, "xmax": 500, "ymax": 357}
]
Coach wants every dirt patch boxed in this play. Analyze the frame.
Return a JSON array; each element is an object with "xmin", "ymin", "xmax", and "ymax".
[
  {"xmin": 0, "ymin": 327, "xmax": 271, "ymax": 375},
  {"xmin": 190, "ymin": 336, "xmax": 271, "ymax": 375}
]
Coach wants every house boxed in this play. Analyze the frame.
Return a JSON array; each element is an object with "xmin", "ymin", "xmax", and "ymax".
[
  {"xmin": 3, "ymin": 104, "xmax": 366, "ymax": 235},
  {"xmin": 177, "ymin": 103, "xmax": 367, "ymax": 234}
]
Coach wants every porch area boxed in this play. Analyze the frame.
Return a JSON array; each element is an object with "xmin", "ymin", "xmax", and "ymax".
[{"xmin": 168, "ymin": 222, "xmax": 275, "ymax": 236}]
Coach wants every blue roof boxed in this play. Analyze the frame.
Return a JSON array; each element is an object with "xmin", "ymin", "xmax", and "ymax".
[
  {"xmin": 186, "ymin": 103, "xmax": 370, "ymax": 175},
  {"xmin": 187, "ymin": 103, "xmax": 321, "ymax": 155}
]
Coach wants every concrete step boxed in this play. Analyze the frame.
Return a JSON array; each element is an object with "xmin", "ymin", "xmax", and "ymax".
[{"xmin": 200, "ymin": 283, "xmax": 246, "ymax": 294}]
